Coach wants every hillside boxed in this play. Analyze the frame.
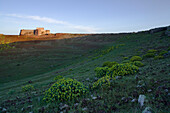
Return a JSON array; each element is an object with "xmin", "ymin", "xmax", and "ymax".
[{"xmin": 0, "ymin": 27, "xmax": 170, "ymax": 113}]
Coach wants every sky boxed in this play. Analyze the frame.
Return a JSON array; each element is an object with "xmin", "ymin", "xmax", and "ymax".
[{"xmin": 0, "ymin": 0, "xmax": 170, "ymax": 35}]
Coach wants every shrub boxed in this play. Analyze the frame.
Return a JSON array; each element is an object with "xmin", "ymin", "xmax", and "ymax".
[
  {"xmin": 54, "ymin": 75, "xmax": 63, "ymax": 81},
  {"xmin": 123, "ymin": 57, "xmax": 128, "ymax": 60},
  {"xmin": 130, "ymin": 56, "xmax": 142, "ymax": 62},
  {"xmin": 122, "ymin": 60, "xmax": 130, "ymax": 63},
  {"xmin": 22, "ymin": 84, "xmax": 34, "ymax": 92},
  {"xmin": 95, "ymin": 67, "xmax": 109, "ymax": 77},
  {"xmin": 93, "ymin": 76, "xmax": 111, "ymax": 89},
  {"xmin": 159, "ymin": 50, "xmax": 168, "ymax": 56},
  {"xmin": 43, "ymin": 78, "xmax": 88, "ymax": 102},
  {"xmin": 102, "ymin": 61, "xmax": 118, "ymax": 68},
  {"xmin": 131, "ymin": 61, "xmax": 144, "ymax": 67},
  {"xmin": 147, "ymin": 49, "xmax": 157, "ymax": 53},
  {"xmin": 107, "ymin": 63, "xmax": 139, "ymax": 77},
  {"xmin": 8, "ymin": 90, "xmax": 16, "ymax": 95},
  {"xmin": 154, "ymin": 55, "xmax": 164, "ymax": 60},
  {"xmin": 143, "ymin": 53, "xmax": 155, "ymax": 58}
]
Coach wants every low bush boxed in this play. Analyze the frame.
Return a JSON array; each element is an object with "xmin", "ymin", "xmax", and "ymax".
[
  {"xmin": 43, "ymin": 78, "xmax": 88, "ymax": 102},
  {"xmin": 143, "ymin": 53, "xmax": 155, "ymax": 58},
  {"xmin": 107, "ymin": 63, "xmax": 139, "ymax": 77},
  {"xmin": 154, "ymin": 55, "xmax": 164, "ymax": 60},
  {"xmin": 93, "ymin": 76, "xmax": 111, "ymax": 89},
  {"xmin": 95, "ymin": 67, "xmax": 109, "ymax": 77},
  {"xmin": 22, "ymin": 84, "xmax": 34, "ymax": 92},
  {"xmin": 102, "ymin": 61, "xmax": 118, "ymax": 68},
  {"xmin": 147, "ymin": 49, "xmax": 157, "ymax": 53},
  {"xmin": 54, "ymin": 75, "xmax": 63, "ymax": 81},
  {"xmin": 131, "ymin": 61, "xmax": 144, "ymax": 67},
  {"xmin": 123, "ymin": 57, "xmax": 128, "ymax": 60},
  {"xmin": 130, "ymin": 56, "xmax": 142, "ymax": 62},
  {"xmin": 159, "ymin": 50, "xmax": 168, "ymax": 56},
  {"xmin": 122, "ymin": 60, "xmax": 130, "ymax": 63}
]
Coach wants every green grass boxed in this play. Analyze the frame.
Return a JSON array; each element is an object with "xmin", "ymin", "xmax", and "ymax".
[{"xmin": 0, "ymin": 30, "xmax": 170, "ymax": 112}]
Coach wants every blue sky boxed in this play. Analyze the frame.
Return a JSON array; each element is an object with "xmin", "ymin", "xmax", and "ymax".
[{"xmin": 0, "ymin": 0, "xmax": 170, "ymax": 34}]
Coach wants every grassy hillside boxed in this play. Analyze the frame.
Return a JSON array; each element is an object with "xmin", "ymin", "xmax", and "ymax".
[{"xmin": 0, "ymin": 30, "xmax": 169, "ymax": 113}]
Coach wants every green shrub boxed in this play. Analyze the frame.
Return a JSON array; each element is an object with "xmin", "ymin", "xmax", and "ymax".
[
  {"xmin": 131, "ymin": 61, "xmax": 144, "ymax": 67},
  {"xmin": 168, "ymin": 47, "xmax": 170, "ymax": 51},
  {"xmin": 143, "ymin": 53, "xmax": 155, "ymax": 58},
  {"xmin": 159, "ymin": 50, "xmax": 168, "ymax": 56},
  {"xmin": 123, "ymin": 57, "xmax": 128, "ymax": 60},
  {"xmin": 102, "ymin": 61, "xmax": 118, "ymax": 68},
  {"xmin": 147, "ymin": 49, "xmax": 157, "ymax": 53},
  {"xmin": 154, "ymin": 55, "xmax": 164, "ymax": 60},
  {"xmin": 107, "ymin": 63, "xmax": 139, "ymax": 77},
  {"xmin": 54, "ymin": 75, "xmax": 63, "ymax": 81},
  {"xmin": 22, "ymin": 84, "xmax": 34, "ymax": 92},
  {"xmin": 130, "ymin": 56, "xmax": 142, "ymax": 62},
  {"xmin": 93, "ymin": 76, "xmax": 111, "ymax": 89},
  {"xmin": 122, "ymin": 60, "xmax": 130, "ymax": 63},
  {"xmin": 95, "ymin": 67, "xmax": 109, "ymax": 77},
  {"xmin": 43, "ymin": 78, "xmax": 88, "ymax": 102}
]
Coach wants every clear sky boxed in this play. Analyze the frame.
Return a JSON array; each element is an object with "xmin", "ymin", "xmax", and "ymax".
[{"xmin": 0, "ymin": 0, "xmax": 170, "ymax": 34}]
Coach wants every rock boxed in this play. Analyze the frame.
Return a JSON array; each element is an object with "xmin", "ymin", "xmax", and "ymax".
[
  {"xmin": 92, "ymin": 97, "xmax": 97, "ymax": 100},
  {"xmin": 164, "ymin": 89, "xmax": 168, "ymax": 93},
  {"xmin": 142, "ymin": 107, "xmax": 152, "ymax": 113},
  {"xmin": 2, "ymin": 108, "xmax": 7, "ymax": 112},
  {"xmin": 116, "ymin": 76, "xmax": 121, "ymax": 79},
  {"xmin": 27, "ymin": 105, "xmax": 33, "ymax": 109},
  {"xmin": 147, "ymin": 89, "xmax": 152, "ymax": 93},
  {"xmin": 60, "ymin": 104, "xmax": 69, "ymax": 110},
  {"xmin": 138, "ymin": 95, "xmax": 146, "ymax": 107},
  {"xmin": 82, "ymin": 107, "xmax": 88, "ymax": 111},
  {"xmin": 121, "ymin": 97, "xmax": 126, "ymax": 101},
  {"xmin": 29, "ymin": 112, "xmax": 33, "ymax": 113},
  {"xmin": 21, "ymin": 107, "xmax": 24, "ymax": 111},
  {"xmin": 86, "ymin": 78, "xmax": 90, "ymax": 81},
  {"xmin": 131, "ymin": 99, "xmax": 136, "ymax": 103},
  {"xmin": 0, "ymin": 107, "xmax": 2, "ymax": 110},
  {"xmin": 74, "ymin": 103, "xmax": 79, "ymax": 107},
  {"xmin": 94, "ymin": 77, "xmax": 98, "ymax": 81}
]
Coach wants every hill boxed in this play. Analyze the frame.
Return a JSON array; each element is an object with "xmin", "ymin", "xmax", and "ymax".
[{"xmin": 0, "ymin": 27, "xmax": 170, "ymax": 112}]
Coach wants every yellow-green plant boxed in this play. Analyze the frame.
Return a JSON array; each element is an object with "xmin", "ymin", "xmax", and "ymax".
[
  {"xmin": 143, "ymin": 53, "xmax": 155, "ymax": 58},
  {"xmin": 131, "ymin": 61, "xmax": 144, "ymax": 67},
  {"xmin": 22, "ymin": 84, "xmax": 34, "ymax": 92},
  {"xmin": 159, "ymin": 50, "xmax": 168, "ymax": 56},
  {"xmin": 54, "ymin": 75, "xmax": 63, "ymax": 81},
  {"xmin": 130, "ymin": 56, "xmax": 142, "ymax": 62},
  {"xmin": 102, "ymin": 61, "xmax": 118, "ymax": 68},
  {"xmin": 154, "ymin": 55, "xmax": 164, "ymax": 60},
  {"xmin": 43, "ymin": 78, "xmax": 88, "ymax": 102},
  {"xmin": 147, "ymin": 49, "xmax": 157, "ymax": 53},
  {"xmin": 93, "ymin": 76, "xmax": 111, "ymax": 89},
  {"xmin": 107, "ymin": 63, "xmax": 139, "ymax": 77},
  {"xmin": 123, "ymin": 57, "xmax": 128, "ymax": 60},
  {"xmin": 95, "ymin": 67, "xmax": 109, "ymax": 77}
]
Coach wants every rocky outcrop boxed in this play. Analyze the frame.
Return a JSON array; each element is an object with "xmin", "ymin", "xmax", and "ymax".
[
  {"xmin": 165, "ymin": 26, "xmax": 170, "ymax": 36},
  {"xmin": 150, "ymin": 27, "xmax": 167, "ymax": 34}
]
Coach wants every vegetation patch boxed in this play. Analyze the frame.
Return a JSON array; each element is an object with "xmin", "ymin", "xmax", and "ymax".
[
  {"xmin": 107, "ymin": 63, "xmax": 139, "ymax": 77},
  {"xmin": 130, "ymin": 56, "xmax": 142, "ymax": 62},
  {"xmin": 154, "ymin": 55, "xmax": 164, "ymax": 60},
  {"xmin": 22, "ymin": 84, "xmax": 34, "ymax": 92},
  {"xmin": 92, "ymin": 76, "xmax": 111, "ymax": 89},
  {"xmin": 159, "ymin": 50, "xmax": 168, "ymax": 56},
  {"xmin": 143, "ymin": 53, "xmax": 155, "ymax": 58},
  {"xmin": 95, "ymin": 67, "xmax": 109, "ymax": 78},
  {"xmin": 54, "ymin": 75, "xmax": 63, "ymax": 81},
  {"xmin": 131, "ymin": 61, "xmax": 144, "ymax": 67},
  {"xmin": 43, "ymin": 78, "xmax": 88, "ymax": 102},
  {"xmin": 102, "ymin": 61, "xmax": 118, "ymax": 68}
]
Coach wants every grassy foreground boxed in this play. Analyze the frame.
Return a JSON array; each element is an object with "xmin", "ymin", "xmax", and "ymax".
[{"xmin": 0, "ymin": 29, "xmax": 169, "ymax": 112}]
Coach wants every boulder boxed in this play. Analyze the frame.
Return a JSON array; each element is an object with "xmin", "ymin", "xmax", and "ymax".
[
  {"xmin": 142, "ymin": 107, "xmax": 152, "ymax": 113},
  {"xmin": 138, "ymin": 95, "xmax": 146, "ymax": 107}
]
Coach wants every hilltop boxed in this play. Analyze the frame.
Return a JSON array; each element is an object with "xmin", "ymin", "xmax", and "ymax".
[{"xmin": 0, "ymin": 26, "xmax": 170, "ymax": 113}]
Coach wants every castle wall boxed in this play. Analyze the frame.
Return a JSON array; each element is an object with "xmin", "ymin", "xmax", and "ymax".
[
  {"xmin": 20, "ymin": 30, "xmax": 34, "ymax": 35},
  {"xmin": 20, "ymin": 28, "xmax": 50, "ymax": 36}
]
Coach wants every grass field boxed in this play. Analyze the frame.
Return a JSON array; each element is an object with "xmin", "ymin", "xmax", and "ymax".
[{"xmin": 0, "ymin": 29, "xmax": 169, "ymax": 113}]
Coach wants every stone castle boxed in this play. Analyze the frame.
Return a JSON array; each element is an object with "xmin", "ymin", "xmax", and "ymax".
[{"xmin": 20, "ymin": 27, "xmax": 50, "ymax": 36}]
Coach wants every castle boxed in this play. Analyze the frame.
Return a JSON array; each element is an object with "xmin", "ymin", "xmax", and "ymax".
[{"xmin": 20, "ymin": 27, "xmax": 50, "ymax": 36}]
